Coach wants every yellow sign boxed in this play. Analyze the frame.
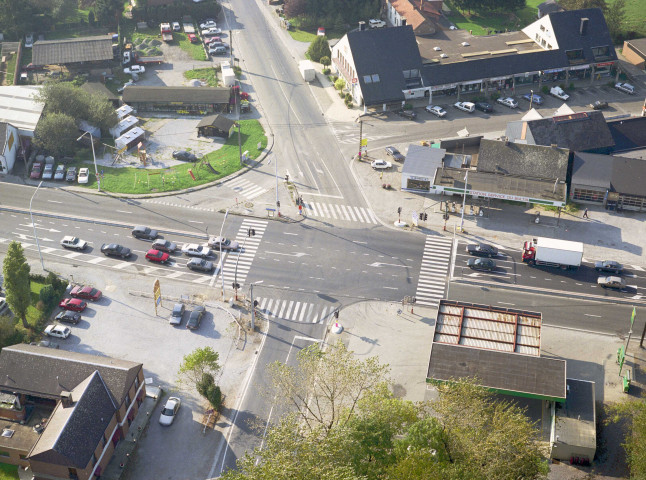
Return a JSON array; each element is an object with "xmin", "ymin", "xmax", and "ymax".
[
  {"xmin": 153, "ymin": 279, "xmax": 162, "ymax": 314},
  {"xmin": 360, "ymin": 138, "xmax": 368, "ymax": 146}
]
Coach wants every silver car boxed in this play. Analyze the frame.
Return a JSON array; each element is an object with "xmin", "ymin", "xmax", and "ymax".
[
  {"xmin": 207, "ymin": 236, "xmax": 239, "ymax": 251},
  {"xmin": 169, "ymin": 303, "xmax": 185, "ymax": 325},
  {"xmin": 597, "ymin": 276, "xmax": 626, "ymax": 290}
]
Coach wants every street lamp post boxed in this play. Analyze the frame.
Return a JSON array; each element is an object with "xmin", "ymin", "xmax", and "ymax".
[
  {"xmin": 218, "ymin": 209, "xmax": 229, "ymax": 299},
  {"xmin": 529, "ymin": 89, "xmax": 534, "ymax": 110},
  {"xmin": 76, "ymin": 131, "xmax": 100, "ymax": 192},
  {"xmin": 29, "ymin": 181, "xmax": 45, "ymax": 271},
  {"xmin": 460, "ymin": 169, "xmax": 469, "ymax": 232}
]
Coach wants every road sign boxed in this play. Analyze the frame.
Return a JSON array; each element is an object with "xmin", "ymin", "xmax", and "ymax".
[
  {"xmin": 360, "ymin": 138, "xmax": 368, "ymax": 146},
  {"xmin": 352, "ymin": 78, "xmax": 358, "ymax": 84}
]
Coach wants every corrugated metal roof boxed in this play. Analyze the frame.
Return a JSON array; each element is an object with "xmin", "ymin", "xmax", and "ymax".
[{"xmin": 32, "ymin": 35, "xmax": 113, "ymax": 66}]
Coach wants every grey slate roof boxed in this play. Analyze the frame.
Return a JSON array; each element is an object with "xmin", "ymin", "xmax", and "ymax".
[
  {"xmin": 610, "ymin": 155, "xmax": 646, "ymax": 196},
  {"xmin": 607, "ymin": 117, "xmax": 646, "ymax": 153},
  {"xmin": 572, "ymin": 152, "xmax": 646, "ymax": 196},
  {"xmin": 477, "ymin": 139, "xmax": 569, "ymax": 181},
  {"xmin": 549, "ymin": 8, "xmax": 616, "ymax": 64},
  {"xmin": 32, "ymin": 35, "xmax": 113, "ymax": 66},
  {"xmin": 402, "ymin": 144, "xmax": 445, "ymax": 177},
  {"xmin": 626, "ymin": 38, "xmax": 646, "ymax": 58},
  {"xmin": 196, "ymin": 114, "xmax": 235, "ymax": 130},
  {"xmin": 571, "ymin": 152, "xmax": 611, "ymax": 189},
  {"xmin": 347, "ymin": 26, "xmax": 423, "ymax": 105},
  {"xmin": 0, "ymin": 344, "xmax": 142, "ymax": 406},
  {"xmin": 28, "ymin": 371, "xmax": 116, "ymax": 468},
  {"xmin": 122, "ymin": 86, "xmax": 231, "ymax": 105}
]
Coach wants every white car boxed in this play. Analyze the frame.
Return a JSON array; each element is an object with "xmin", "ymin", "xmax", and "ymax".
[
  {"xmin": 25, "ymin": 33, "xmax": 34, "ymax": 48},
  {"xmin": 426, "ymin": 105, "xmax": 446, "ymax": 117},
  {"xmin": 78, "ymin": 168, "xmax": 90, "ymax": 184},
  {"xmin": 61, "ymin": 236, "xmax": 88, "ymax": 250},
  {"xmin": 172, "ymin": 22, "xmax": 181, "ymax": 31},
  {"xmin": 200, "ymin": 20, "xmax": 217, "ymax": 29},
  {"xmin": 615, "ymin": 82, "xmax": 635, "ymax": 94},
  {"xmin": 369, "ymin": 19, "xmax": 386, "ymax": 28},
  {"xmin": 453, "ymin": 101, "xmax": 475, "ymax": 113},
  {"xmin": 181, "ymin": 244, "xmax": 211, "ymax": 258},
  {"xmin": 44, "ymin": 324, "xmax": 71, "ymax": 339},
  {"xmin": 202, "ymin": 27, "xmax": 222, "ymax": 36},
  {"xmin": 159, "ymin": 397, "xmax": 181, "ymax": 425},
  {"xmin": 124, "ymin": 65, "xmax": 145, "ymax": 74},
  {"xmin": 550, "ymin": 86, "xmax": 570, "ymax": 101},
  {"xmin": 122, "ymin": 51, "xmax": 131, "ymax": 65},
  {"xmin": 371, "ymin": 159, "xmax": 392, "ymax": 170},
  {"xmin": 497, "ymin": 97, "xmax": 518, "ymax": 109}
]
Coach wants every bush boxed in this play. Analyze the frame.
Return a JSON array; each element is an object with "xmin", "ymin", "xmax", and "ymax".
[
  {"xmin": 541, "ymin": 85, "xmax": 549, "ymax": 94},
  {"xmin": 39, "ymin": 285, "xmax": 58, "ymax": 313},
  {"xmin": 197, "ymin": 373, "xmax": 223, "ymax": 410},
  {"xmin": 338, "ymin": 92, "xmax": 345, "ymax": 98},
  {"xmin": 322, "ymin": 67, "xmax": 330, "ymax": 75},
  {"xmin": 307, "ymin": 36, "xmax": 331, "ymax": 63},
  {"xmin": 344, "ymin": 93, "xmax": 352, "ymax": 101},
  {"xmin": 569, "ymin": 82, "xmax": 575, "ymax": 90},
  {"xmin": 320, "ymin": 55, "xmax": 331, "ymax": 67},
  {"xmin": 403, "ymin": 103, "xmax": 413, "ymax": 110},
  {"xmin": 490, "ymin": 92, "xmax": 501, "ymax": 101},
  {"xmin": 334, "ymin": 77, "xmax": 346, "ymax": 90}
]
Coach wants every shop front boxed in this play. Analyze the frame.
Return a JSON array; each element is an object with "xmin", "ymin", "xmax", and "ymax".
[{"xmin": 568, "ymin": 64, "xmax": 591, "ymax": 80}]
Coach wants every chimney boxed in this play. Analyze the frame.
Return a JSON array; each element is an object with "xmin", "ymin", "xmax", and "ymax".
[
  {"xmin": 402, "ymin": 17, "xmax": 407, "ymax": 26},
  {"xmin": 359, "ymin": 21, "xmax": 366, "ymax": 31},
  {"xmin": 579, "ymin": 17, "xmax": 588, "ymax": 36},
  {"xmin": 60, "ymin": 391, "xmax": 73, "ymax": 408}
]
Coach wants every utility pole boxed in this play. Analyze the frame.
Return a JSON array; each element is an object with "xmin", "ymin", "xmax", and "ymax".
[
  {"xmin": 358, "ymin": 118, "xmax": 363, "ymax": 160},
  {"xmin": 460, "ymin": 169, "xmax": 469, "ymax": 232},
  {"xmin": 237, "ymin": 80, "xmax": 242, "ymax": 166},
  {"xmin": 250, "ymin": 283, "xmax": 255, "ymax": 331}
]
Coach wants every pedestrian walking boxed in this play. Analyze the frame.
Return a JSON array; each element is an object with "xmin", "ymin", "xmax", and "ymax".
[{"xmin": 583, "ymin": 208, "xmax": 589, "ymax": 218}]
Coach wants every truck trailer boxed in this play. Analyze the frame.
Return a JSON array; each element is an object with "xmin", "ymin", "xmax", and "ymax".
[
  {"xmin": 160, "ymin": 23, "xmax": 173, "ymax": 42},
  {"xmin": 298, "ymin": 60, "xmax": 315, "ymax": 82},
  {"xmin": 521, "ymin": 237, "xmax": 583, "ymax": 269},
  {"xmin": 134, "ymin": 53, "xmax": 164, "ymax": 65}
]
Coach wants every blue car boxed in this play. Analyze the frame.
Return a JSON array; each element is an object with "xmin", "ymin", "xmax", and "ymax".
[{"xmin": 522, "ymin": 93, "xmax": 543, "ymax": 105}]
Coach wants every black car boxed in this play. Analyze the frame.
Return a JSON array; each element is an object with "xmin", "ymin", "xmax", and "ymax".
[
  {"xmin": 172, "ymin": 150, "xmax": 198, "ymax": 162},
  {"xmin": 186, "ymin": 306, "xmax": 205, "ymax": 330},
  {"xmin": 100, "ymin": 243, "xmax": 132, "ymax": 258},
  {"xmin": 594, "ymin": 260, "xmax": 623, "ymax": 274},
  {"xmin": 152, "ymin": 239, "xmax": 178, "ymax": 254},
  {"xmin": 466, "ymin": 243, "xmax": 499, "ymax": 258},
  {"xmin": 132, "ymin": 226, "xmax": 158, "ymax": 240},
  {"xmin": 66, "ymin": 166, "xmax": 77, "ymax": 182},
  {"xmin": 474, "ymin": 102, "xmax": 494, "ymax": 113},
  {"xmin": 589, "ymin": 100, "xmax": 609, "ymax": 110},
  {"xmin": 55, "ymin": 311, "xmax": 81, "ymax": 324},
  {"xmin": 187, "ymin": 258, "xmax": 214, "ymax": 272},
  {"xmin": 385, "ymin": 146, "xmax": 405, "ymax": 162},
  {"xmin": 396, "ymin": 109, "xmax": 417, "ymax": 120},
  {"xmin": 467, "ymin": 258, "xmax": 496, "ymax": 271}
]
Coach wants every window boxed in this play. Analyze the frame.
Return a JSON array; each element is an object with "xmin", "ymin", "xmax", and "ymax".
[
  {"xmin": 547, "ymin": 44, "xmax": 552, "ymax": 50},
  {"xmin": 371, "ymin": 74, "xmax": 380, "ymax": 83},
  {"xmin": 134, "ymin": 377, "xmax": 140, "ymax": 389},
  {"xmin": 403, "ymin": 69, "xmax": 420, "ymax": 79},
  {"xmin": 572, "ymin": 188, "xmax": 603, "ymax": 202},
  {"xmin": 363, "ymin": 75, "xmax": 372, "ymax": 84},
  {"xmin": 0, "ymin": 451, "xmax": 9, "ymax": 458},
  {"xmin": 541, "ymin": 39, "xmax": 546, "ymax": 47},
  {"xmin": 566, "ymin": 49, "xmax": 584, "ymax": 61},
  {"xmin": 535, "ymin": 33, "xmax": 540, "ymax": 42},
  {"xmin": 592, "ymin": 45, "xmax": 610, "ymax": 59},
  {"xmin": 540, "ymin": 25, "xmax": 545, "ymax": 31}
]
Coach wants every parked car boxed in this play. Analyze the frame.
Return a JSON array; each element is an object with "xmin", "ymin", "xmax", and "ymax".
[
  {"xmin": 187, "ymin": 258, "xmax": 215, "ymax": 272},
  {"xmin": 497, "ymin": 97, "xmax": 518, "ymax": 108},
  {"xmin": 59, "ymin": 298, "xmax": 87, "ymax": 312},
  {"xmin": 41, "ymin": 163, "xmax": 54, "ymax": 180},
  {"xmin": 466, "ymin": 243, "xmax": 498, "ymax": 257},
  {"xmin": 467, "ymin": 258, "xmax": 496, "ymax": 271},
  {"xmin": 384, "ymin": 146, "xmax": 405, "ymax": 162},
  {"xmin": 101, "ymin": 243, "xmax": 132, "ymax": 258},
  {"xmin": 453, "ymin": 101, "xmax": 475, "ymax": 113},
  {"xmin": 521, "ymin": 93, "xmax": 544, "ymax": 105},
  {"xmin": 474, "ymin": 102, "xmax": 494, "ymax": 113},
  {"xmin": 151, "ymin": 239, "xmax": 178, "ymax": 254},
  {"xmin": 70, "ymin": 285, "xmax": 102, "ymax": 301},
  {"xmin": 595, "ymin": 260, "xmax": 623, "ymax": 274},
  {"xmin": 396, "ymin": 109, "xmax": 417, "ymax": 120},
  {"xmin": 209, "ymin": 46, "xmax": 227, "ymax": 56},
  {"xmin": 172, "ymin": 22, "xmax": 181, "ymax": 31},
  {"xmin": 200, "ymin": 20, "xmax": 217, "ymax": 29},
  {"xmin": 30, "ymin": 161, "xmax": 43, "ymax": 179},
  {"xmin": 549, "ymin": 86, "xmax": 569, "ymax": 101},
  {"xmin": 55, "ymin": 311, "xmax": 81, "ymax": 325},
  {"xmin": 204, "ymin": 36, "xmax": 222, "ymax": 45},
  {"xmin": 44, "ymin": 324, "xmax": 71, "ymax": 339},
  {"xmin": 169, "ymin": 303, "xmax": 185, "ymax": 325},
  {"xmin": 615, "ymin": 82, "xmax": 635, "ymax": 94},
  {"xmin": 25, "ymin": 33, "xmax": 34, "ymax": 48},
  {"xmin": 597, "ymin": 276, "xmax": 626, "ymax": 290},
  {"xmin": 425, "ymin": 105, "xmax": 447, "ymax": 117},
  {"xmin": 78, "ymin": 168, "xmax": 90, "ymax": 184},
  {"xmin": 589, "ymin": 100, "xmax": 608, "ymax": 110},
  {"xmin": 132, "ymin": 226, "xmax": 158, "ymax": 240},
  {"xmin": 145, "ymin": 249, "xmax": 170, "ymax": 264},
  {"xmin": 54, "ymin": 164, "xmax": 66, "ymax": 180},
  {"xmin": 60, "ymin": 236, "xmax": 88, "ymax": 250},
  {"xmin": 186, "ymin": 306, "xmax": 205, "ymax": 330},
  {"xmin": 207, "ymin": 236, "xmax": 239, "ymax": 251},
  {"xmin": 66, "ymin": 166, "xmax": 77, "ymax": 182},
  {"xmin": 202, "ymin": 27, "xmax": 222, "ymax": 36},
  {"xmin": 188, "ymin": 33, "xmax": 198, "ymax": 43},
  {"xmin": 124, "ymin": 65, "xmax": 145, "ymax": 74},
  {"xmin": 182, "ymin": 244, "xmax": 211, "ymax": 258},
  {"xmin": 371, "ymin": 159, "xmax": 392, "ymax": 170},
  {"xmin": 369, "ymin": 19, "xmax": 386, "ymax": 28},
  {"xmin": 172, "ymin": 150, "xmax": 198, "ymax": 162},
  {"xmin": 159, "ymin": 396, "xmax": 181, "ymax": 425}
]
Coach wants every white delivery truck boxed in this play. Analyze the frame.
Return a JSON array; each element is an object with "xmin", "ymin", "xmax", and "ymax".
[
  {"xmin": 550, "ymin": 86, "xmax": 570, "ymax": 101},
  {"xmin": 299, "ymin": 60, "xmax": 315, "ymax": 82},
  {"xmin": 521, "ymin": 237, "xmax": 583, "ymax": 269}
]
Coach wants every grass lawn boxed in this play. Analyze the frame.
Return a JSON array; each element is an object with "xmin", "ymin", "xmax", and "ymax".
[
  {"xmin": 184, "ymin": 67, "xmax": 219, "ymax": 86},
  {"xmin": 4, "ymin": 53, "xmax": 18, "ymax": 85},
  {"xmin": 71, "ymin": 120, "xmax": 267, "ymax": 194},
  {"xmin": 622, "ymin": 0, "xmax": 646, "ymax": 37},
  {"xmin": 11, "ymin": 280, "xmax": 47, "ymax": 336},
  {"xmin": 446, "ymin": 0, "xmax": 541, "ymax": 34},
  {"xmin": 0, "ymin": 464, "xmax": 19, "ymax": 480},
  {"xmin": 175, "ymin": 32, "xmax": 208, "ymax": 61},
  {"xmin": 289, "ymin": 29, "xmax": 318, "ymax": 43}
]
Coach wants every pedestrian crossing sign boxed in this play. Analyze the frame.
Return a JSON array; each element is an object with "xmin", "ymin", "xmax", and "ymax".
[{"xmin": 360, "ymin": 138, "xmax": 368, "ymax": 146}]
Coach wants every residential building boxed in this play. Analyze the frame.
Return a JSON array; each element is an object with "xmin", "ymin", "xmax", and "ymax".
[{"xmin": 385, "ymin": 0, "xmax": 441, "ymax": 36}]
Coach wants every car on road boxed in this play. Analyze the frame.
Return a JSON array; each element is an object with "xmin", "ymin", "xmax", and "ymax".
[
  {"xmin": 159, "ymin": 396, "xmax": 181, "ymax": 425},
  {"xmin": 597, "ymin": 275, "xmax": 626, "ymax": 290},
  {"xmin": 42, "ymin": 163, "xmax": 54, "ymax": 180},
  {"xmin": 124, "ymin": 65, "xmax": 145, "ymax": 75},
  {"xmin": 209, "ymin": 46, "xmax": 227, "ymax": 56},
  {"xmin": 200, "ymin": 20, "xmax": 217, "ymax": 29},
  {"xmin": 187, "ymin": 258, "xmax": 215, "ymax": 273},
  {"xmin": 55, "ymin": 311, "xmax": 81, "ymax": 324},
  {"xmin": 172, "ymin": 21, "xmax": 181, "ymax": 31},
  {"xmin": 589, "ymin": 100, "xmax": 608, "ymax": 110},
  {"xmin": 66, "ymin": 166, "xmax": 77, "ymax": 182},
  {"xmin": 384, "ymin": 146, "xmax": 405, "ymax": 162},
  {"xmin": 101, "ymin": 243, "xmax": 132, "ymax": 258},
  {"xmin": 466, "ymin": 243, "xmax": 499, "ymax": 257},
  {"xmin": 615, "ymin": 82, "xmax": 635, "ymax": 94},
  {"xmin": 54, "ymin": 164, "xmax": 66, "ymax": 180},
  {"xmin": 172, "ymin": 150, "xmax": 198, "ymax": 162},
  {"xmin": 152, "ymin": 239, "xmax": 178, "ymax": 254},
  {"xmin": 521, "ymin": 93, "xmax": 544, "ymax": 105},
  {"xmin": 474, "ymin": 102, "xmax": 494, "ymax": 113},
  {"xmin": 497, "ymin": 97, "xmax": 518, "ymax": 108},
  {"xmin": 595, "ymin": 260, "xmax": 623, "ymax": 274},
  {"xmin": 78, "ymin": 168, "xmax": 90, "ymax": 184},
  {"xmin": 70, "ymin": 285, "xmax": 102, "ymax": 301},
  {"xmin": 59, "ymin": 298, "xmax": 87, "ymax": 312},
  {"xmin": 467, "ymin": 258, "xmax": 496, "ymax": 271},
  {"xmin": 371, "ymin": 159, "xmax": 392, "ymax": 170},
  {"xmin": 169, "ymin": 303, "xmax": 185, "ymax": 325},
  {"xmin": 30, "ymin": 161, "xmax": 43, "ymax": 179},
  {"xmin": 132, "ymin": 226, "xmax": 158, "ymax": 240},
  {"xmin": 44, "ymin": 324, "xmax": 71, "ymax": 339},
  {"xmin": 425, "ymin": 105, "xmax": 447, "ymax": 117},
  {"xmin": 145, "ymin": 249, "xmax": 170, "ymax": 264},
  {"xmin": 396, "ymin": 109, "xmax": 417, "ymax": 120},
  {"xmin": 453, "ymin": 101, "xmax": 475, "ymax": 113},
  {"xmin": 207, "ymin": 236, "xmax": 239, "ymax": 251},
  {"xmin": 186, "ymin": 306, "xmax": 205, "ymax": 330},
  {"xmin": 182, "ymin": 244, "xmax": 211, "ymax": 258},
  {"xmin": 61, "ymin": 236, "xmax": 88, "ymax": 250}
]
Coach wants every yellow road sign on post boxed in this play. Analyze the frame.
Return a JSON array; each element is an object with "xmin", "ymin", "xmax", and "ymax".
[
  {"xmin": 360, "ymin": 138, "xmax": 368, "ymax": 146},
  {"xmin": 153, "ymin": 279, "xmax": 162, "ymax": 315}
]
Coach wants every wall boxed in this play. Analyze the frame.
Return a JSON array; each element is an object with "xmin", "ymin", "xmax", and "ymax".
[{"xmin": 622, "ymin": 41, "xmax": 646, "ymax": 69}]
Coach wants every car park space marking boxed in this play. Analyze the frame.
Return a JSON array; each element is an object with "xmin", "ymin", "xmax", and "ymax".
[
  {"xmin": 225, "ymin": 177, "xmax": 268, "ymax": 200},
  {"xmin": 415, "ymin": 236, "xmax": 453, "ymax": 307},
  {"xmin": 63, "ymin": 252, "xmax": 82, "ymax": 258},
  {"xmin": 88, "ymin": 256, "xmax": 108, "ymax": 264},
  {"xmin": 303, "ymin": 201, "xmax": 378, "ymax": 224},
  {"xmin": 165, "ymin": 271, "xmax": 184, "ymax": 279},
  {"xmin": 113, "ymin": 261, "xmax": 132, "ymax": 269}
]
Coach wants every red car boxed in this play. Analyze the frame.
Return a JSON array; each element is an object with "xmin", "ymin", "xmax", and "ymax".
[
  {"xmin": 188, "ymin": 33, "xmax": 198, "ymax": 43},
  {"xmin": 145, "ymin": 249, "xmax": 170, "ymax": 264},
  {"xmin": 59, "ymin": 298, "xmax": 87, "ymax": 312},
  {"xmin": 70, "ymin": 285, "xmax": 102, "ymax": 301},
  {"xmin": 30, "ymin": 161, "xmax": 43, "ymax": 179}
]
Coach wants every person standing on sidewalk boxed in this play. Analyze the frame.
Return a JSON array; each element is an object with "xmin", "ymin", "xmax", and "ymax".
[{"xmin": 583, "ymin": 208, "xmax": 589, "ymax": 218}]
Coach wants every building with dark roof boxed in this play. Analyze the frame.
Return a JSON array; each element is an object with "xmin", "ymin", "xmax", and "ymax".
[
  {"xmin": 197, "ymin": 114, "xmax": 235, "ymax": 138},
  {"xmin": 606, "ymin": 116, "xmax": 646, "ymax": 153},
  {"xmin": 0, "ymin": 344, "xmax": 145, "ymax": 479},
  {"xmin": 32, "ymin": 35, "xmax": 114, "ymax": 67},
  {"xmin": 622, "ymin": 38, "xmax": 646, "ymax": 69},
  {"xmin": 122, "ymin": 86, "xmax": 231, "ymax": 114}
]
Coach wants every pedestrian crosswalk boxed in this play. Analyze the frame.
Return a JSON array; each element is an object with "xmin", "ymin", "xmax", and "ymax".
[
  {"xmin": 330, "ymin": 123, "xmax": 380, "ymax": 145},
  {"xmin": 254, "ymin": 297, "xmax": 334, "ymax": 324},
  {"xmin": 415, "ymin": 236, "xmax": 453, "ymax": 307},
  {"xmin": 303, "ymin": 201, "xmax": 378, "ymax": 224},
  {"xmin": 222, "ymin": 219, "xmax": 268, "ymax": 288},
  {"xmin": 226, "ymin": 177, "xmax": 267, "ymax": 200}
]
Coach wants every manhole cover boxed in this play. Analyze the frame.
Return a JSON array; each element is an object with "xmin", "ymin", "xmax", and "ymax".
[{"xmin": 244, "ymin": 202, "xmax": 253, "ymax": 208}]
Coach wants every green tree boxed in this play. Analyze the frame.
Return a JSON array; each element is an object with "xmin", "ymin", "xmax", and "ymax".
[
  {"xmin": 608, "ymin": 399, "xmax": 646, "ymax": 477},
  {"xmin": 88, "ymin": 10, "xmax": 95, "ymax": 26},
  {"xmin": 559, "ymin": 0, "xmax": 606, "ymax": 11},
  {"xmin": 284, "ymin": 0, "xmax": 307, "ymax": 18},
  {"xmin": 177, "ymin": 346, "xmax": 221, "ymax": 390},
  {"xmin": 50, "ymin": 0, "xmax": 78, "ymax": 22},
  {"xmin": 33, "ymin": 112, "xmax": 78, "ymax": 157},
  {"xmin": 605, "ymin": 0, "xmax": 626, "ymax": 42},
  {"xmin": 87, "ymin": 94, "xmax": 118, "ymax": 132},
  {"xmin": 94, "ymin": 0, "xmax": 121, "ymax": 26},
  {"xmin": 320, "ymin": 55, "xmax": 331, "ymax": 67},
  {"xmin": 196, "ymin": 373, "xmax": 223, "ymax": 410},
  {"xmin": 307, "ymin": 35, "xmax": 331, "ymax": 63},
  {"xmin": 0, "ymin": 0, "xmax": 35, "ymax": 40},
  {"xmin": 2, "ymin": 242, "xmax": 31, "ymax": 329}
]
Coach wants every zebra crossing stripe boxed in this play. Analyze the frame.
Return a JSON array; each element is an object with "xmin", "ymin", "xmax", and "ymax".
[
  {"xmin": 347, "ymin": 206, "xmax": 359, "ymax": 222},
  {"xmin": 415, "ymin": 236, "xmax": 454, "ymax": 307}
]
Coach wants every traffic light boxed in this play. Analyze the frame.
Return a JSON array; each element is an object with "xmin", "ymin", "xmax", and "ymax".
[
  {"xmin": 232, "ymin": 282, "xmax": 240, "ymax": 289},
  {"xmin": 334, "ymin": 310, "xmax": 339, "ymax": 319},
  {"xmin": 277, "ymin": 200, "xmax": 280, "ymax": 208}
]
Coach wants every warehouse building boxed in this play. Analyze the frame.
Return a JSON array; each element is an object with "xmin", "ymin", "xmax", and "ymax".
[
  {"xmin": 121, "ymin": 86, "xmax": 230, "ymax": 114},
  {"xmin": 32, "ymin": 35, "xmax": 114, "ymax": 68}
]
